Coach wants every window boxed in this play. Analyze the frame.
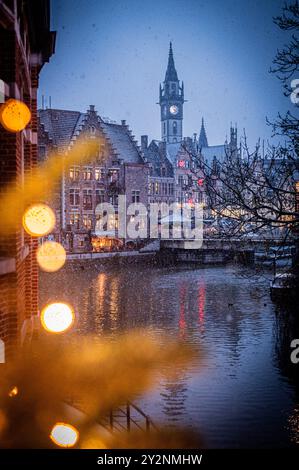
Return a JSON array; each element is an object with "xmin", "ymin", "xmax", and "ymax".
[
  {"xmin": 96, "ymin": 189, "xmax": 105, "ymax": 205},
  {"xmin": 107, "ymin": 213, "xmax": 118, "ymax": 230},
  {"xmin": 95, "ymin": 168, "xmax": 100, "ymax": 180},
  {"xmin": 70, "ymin": 213, "xmax": 80, "ymax": 229},
  {"xmin": 108, "ymin": 169, "xmax": 119, "ymax": 183},
  {"xmin": 173, "ymin": 121, "xmax": 177, "ymax": 135},
  {"xmin": 83, "ymin": 214, "xmax": 93, "ymax": 229},
  {"xmin": 161, "ymin": 167, "xmax": 166, "ymax": 177},
  {"xmin": 109, "ymin": 194, "xmax": 118, "ymax": 206},
  {"xmin": 83, "ymin": 189, "xmax": 92, "ymax": 210},
  {"xmin": 83, "ymin": 167, "xmax": 92, "ymax": 180},
  {"xmin": 132, "ymin": 190, "xmax": 140, "ymax": 203},
  {"xmin": 163, "ymin": 122, "xmax": 166, "ymax": 134},
  {"xmin": 155, "ymin": 182, "xmax": 159, "ymax": 195},
  {"xmin": 168, "ymin": 183, "xmax": 174, "ymax": 195},
  {"xmin": 94, "ymin": 168, "xmax": 105, "ymax": 181},
  {"xmin": 95, "ymin": 167, "xmax": 106, "ymax": 181},
  {"xmin": 178, "ymin": 175, "xmax": 184, "ymax": 187},
  {"xmin": 70, "ymin": 188, "xmax": 80, "ymax": 206},
  {"xmin": 69, "ymin": 167, "xmax": 80, "ymax": 180},
  {"xmin": 97, "ymin": 145, "xmax": 105, "ymax": 161}
]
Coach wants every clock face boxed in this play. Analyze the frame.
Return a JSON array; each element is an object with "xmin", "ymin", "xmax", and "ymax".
[{"xmin": 170, "ymin": 105, "xmax": 178, "ymax": 115}]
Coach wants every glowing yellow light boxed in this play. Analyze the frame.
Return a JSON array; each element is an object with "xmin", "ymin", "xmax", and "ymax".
[
  {"xmin": 41, "ymin": 302, "xmax": 75, "ymax": 334},
  {"xmin": 50, "ymin": 422, "xmax": 79, "ymax": 448},
  {"xmin": 23, "ymin": 203, "xmax": 55, "ymax": 237},
  {"xmin": 0, "ymin": 98, "xmax": 31, "ymax": 132},
  {"xmin": 8, "ymin": 386, "xmax": 18, "ymax": 397},
  {"xmin": 37, "ymin": 241, "xmax": 66, "ymax": 272}
]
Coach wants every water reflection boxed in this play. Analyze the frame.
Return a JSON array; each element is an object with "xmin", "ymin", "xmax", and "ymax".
[
  {"xmin": 273, "ymin": 302, "xmax": 299, "ymax": 445},
  {"xmin": 40, "ymin": 263, "xmax": 299, "ymax": 448}
]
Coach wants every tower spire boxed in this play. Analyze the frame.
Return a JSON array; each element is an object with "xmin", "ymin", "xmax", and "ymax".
[
  {"xmin": 199, "ymin": 117, "xmax": 208, "ymax": 148},
  {"xmin": 165, "ymin": 41, "xmax": 178, "ymax": 82},
  {"xmin": 159, "ymin": 42, "xmax": 184, "ymax": 143}
]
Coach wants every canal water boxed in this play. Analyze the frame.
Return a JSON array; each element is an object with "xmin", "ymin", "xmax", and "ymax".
[{"xmin": 39, "ymin": 262, "xmax": 299, "ymax": 448}]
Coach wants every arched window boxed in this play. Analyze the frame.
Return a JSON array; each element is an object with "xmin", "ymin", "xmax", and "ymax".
[{"xmin": 173, "ymin": 121, "xmax": 177, "ymax": 135}]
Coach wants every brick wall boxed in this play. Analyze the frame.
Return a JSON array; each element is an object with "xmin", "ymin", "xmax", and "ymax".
[{"xmin": 0, "ymin": 1, "xmax": 55, "ymax": 361}]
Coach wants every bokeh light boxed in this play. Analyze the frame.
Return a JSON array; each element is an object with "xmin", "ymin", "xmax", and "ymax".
[
  {"xmin": 0, "ymin": 98, "xmax": 31, "ymax": 132},
  {"xmin": 37, "ymin": 241, "xmax": 66, "ymax": 272},
  {"xmin": 50, "ymin": 422, "xmax": 79, "ymax": 448},
  {"xmin": 8, "ymin": 386, "xmax": 18, "ymax": 398},
  {"xmin": 40, "ymin": 302, "xmax": 75, "ymax": 334},
  {"xmin": 23, "ymin": 203, "xmax": 55, "ymax": 237}
]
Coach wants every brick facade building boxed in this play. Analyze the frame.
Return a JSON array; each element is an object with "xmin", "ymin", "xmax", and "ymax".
[
  {"xmin": 38, "ymin": 105, "xmax": 149, "ymax": 252},
  {"xmin": 0, "ymin": 0, "xmax": 55, "ymax": 361}
]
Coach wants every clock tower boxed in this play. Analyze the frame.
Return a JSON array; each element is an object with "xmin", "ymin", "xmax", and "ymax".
[{"xmin": 159, "ymin": 42, "xmax": 184, "ymax": 143}]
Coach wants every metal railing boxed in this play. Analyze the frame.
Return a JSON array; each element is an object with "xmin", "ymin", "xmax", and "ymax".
[
  {"xmin": 66, "ymin": 397, "xmax": 156, "ymax": 434},
  {"xmin": 103, "ymin": 401, "xmax": 157, "ymax": 433}
]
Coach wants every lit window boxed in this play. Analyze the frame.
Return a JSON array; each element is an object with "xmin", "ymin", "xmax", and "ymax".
[
  {"xmin": 83, "ymin": 214, "xmax": 93, "ymax": 229},
  {"xmin": 83, "ymin": 167, "xmax": 92, "ymax": 180},
  {"xmin": 70, "ymin": 213, "xmax": 80, "ymax": 229},
  {"xmin": 108, "ymin": 169, "xmax": 119, "ymax": 183}
]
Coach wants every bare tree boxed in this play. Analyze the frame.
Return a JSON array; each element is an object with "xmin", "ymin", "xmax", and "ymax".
[{"xmin": 183, "ymin": 2, "xmax": 299, "ymax": 249}]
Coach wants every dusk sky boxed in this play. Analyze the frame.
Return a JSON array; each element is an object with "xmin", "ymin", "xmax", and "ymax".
[{"xmin": 39, "ymin": 0, "xmax": 293, "ymax": 149}]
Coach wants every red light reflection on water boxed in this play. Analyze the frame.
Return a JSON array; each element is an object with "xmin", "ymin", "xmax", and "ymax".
[{"xmin": 198, "ymin": 281, "xmax": 206, "ymax": 333}]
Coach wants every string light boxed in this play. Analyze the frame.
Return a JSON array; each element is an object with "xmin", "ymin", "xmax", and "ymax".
[
  {"xmin": 0, "ymin": 98, "xmax": 31, "ymax": 132},
  {"xmin": 23, "ymin": 203, "xmax": 55, "ymax": 237},
  {"xmin": 40, "ymin": 302, "xmax": 75, "ymax": 334}
]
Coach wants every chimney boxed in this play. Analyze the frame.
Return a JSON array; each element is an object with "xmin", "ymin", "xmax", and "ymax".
[
  {"xmin": 141, "ymin": 135, "xmax": 148, "ymax": 151},
  {"xmin": 121, "ymin": 119, "xmax": 126, "ymax": 126},
  {"xmin": 89, "ymin": 105, "xmax": 95, "ymax": 112}
]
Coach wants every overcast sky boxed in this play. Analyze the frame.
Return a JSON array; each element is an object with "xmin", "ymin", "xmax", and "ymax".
[{"xmin": 39, "ymin": 0, "xmax": 293, "ymax": 149}]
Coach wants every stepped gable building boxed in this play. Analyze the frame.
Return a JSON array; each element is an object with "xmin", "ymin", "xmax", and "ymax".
[
  {"xmin": 38, "ymin": 105, "xmax": 148, "ymax": 252},
  {"xmin": 0, "ymin": 0, "xmax": 55, "ymax": 360},
  {"xmin": 143, "ymin": 42, "xmax": 238, "ymax": 212}
]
